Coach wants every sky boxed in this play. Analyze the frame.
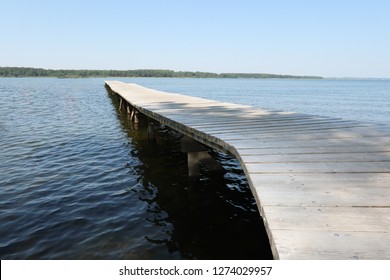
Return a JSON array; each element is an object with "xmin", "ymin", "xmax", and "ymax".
[{"xmin": 1, "ymin": 0, "xmax": 389, "ymax": 78}]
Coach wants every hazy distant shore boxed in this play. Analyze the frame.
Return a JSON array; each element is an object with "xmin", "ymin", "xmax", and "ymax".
[{"xmin": 0, "ymin": 67, "xmax": 322, "ymax": 79}]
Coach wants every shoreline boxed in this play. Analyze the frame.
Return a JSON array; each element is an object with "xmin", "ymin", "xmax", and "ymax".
[{"xmin": 0, "ymin": 67, "xmax": 322, "ymax": 79}]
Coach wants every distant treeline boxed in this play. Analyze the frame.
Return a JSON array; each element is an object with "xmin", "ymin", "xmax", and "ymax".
[{"xmin": 0, "ymin": 67, "xmax": 322, "ymax": 79}]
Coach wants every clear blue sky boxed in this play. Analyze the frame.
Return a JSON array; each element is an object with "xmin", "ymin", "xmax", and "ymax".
[{"xmin": 1, "ymin": 0, "xmax": 389, "ymax": 77}]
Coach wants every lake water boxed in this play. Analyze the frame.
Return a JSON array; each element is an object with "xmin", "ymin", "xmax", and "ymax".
[{"xmin": 0, "ymin": 78, "xmax": 389, "ymax": 259}]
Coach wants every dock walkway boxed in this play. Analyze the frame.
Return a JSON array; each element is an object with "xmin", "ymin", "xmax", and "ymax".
[{"xmin": 105, "ymin": 81, "xmax": 390, "ymax": 259}]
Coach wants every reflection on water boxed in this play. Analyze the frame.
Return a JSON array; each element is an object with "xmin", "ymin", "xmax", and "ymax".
[{"xmin": 109, "ymin": 93, "xmax": 273, "ymax": 259}]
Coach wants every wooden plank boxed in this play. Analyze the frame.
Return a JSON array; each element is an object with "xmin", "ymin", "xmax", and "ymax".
[
  {"xmin": 189, "ymin": 115, "xmax": 329, "ymax": 128},
  {"xmin": 254, "ymin": 185, "xmax": 390, "ymax": 207},
  {"xmin": 240, "ymin": 152, "xmax": 390, "ymax": 163},
  {"xmin": 170, "ymin": 111, "xmax": 304, "ymax": 121},
  {"xmin": 263, "ymin": 206, "xmax": 390, "ymax": 232},
  {"xmin": 245, "ymin": 162, "xmax": 390, "ymax": 173},
  {"xmin": 216, "ymin": 124, "xmax": 388, "ymax": 139},
  {"xmin": 220, "ymin": 129, "xmax": 390, "ymax": 142},
  {"xmin": 230, "ymin": 136, "xmax": 390, "ymax": 149},
  {"xmin": 236, "ymin": 146, "xmax": 390, "ymax": 155},
  {"xmin": 208, "ymin": 123, "xmax": 373, "ymax": 136},
  {"xmin": 199, "ymin": 120, "xmax": 356, "ymax": 134},
  {"xmin": 250, "ymin": 173, "xmax": 390, "ymax": 189},
  {"xmin": 194, "ymin": 120, "xmax": 355, "ymax": 134},
  {"xmin": 270, "ymin": 230, "xmax": 390, "ymax": 259}
]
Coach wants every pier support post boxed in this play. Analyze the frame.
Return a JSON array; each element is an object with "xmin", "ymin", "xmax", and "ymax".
[
  {"xmin": 187, "ymin": 152, "xmax": 202, "ymax": 177},
  {"xmin": 119, "ymin": 97, "xmax": 123, "ymax": 111},
  {"xmin": 133, "ymin": 111, "xmax": 139, "ymax": 123},
  {"xmin": 147, "ymin": 119, "xmax": 157, "ymax": 142},
  {"xmin": 129, "ymin": 108, "xmax": 139, "ymax": 124},
  {"xmin": 126, "ymin": 104, "xmax": 131, "ymax": 119},
  {"xmin": 181, "ymin": 136, "xmax": 223, "ymax": 178},
  {"xmin": 130, "ymin": 108, "xmax": 135, "ymax": 120}
]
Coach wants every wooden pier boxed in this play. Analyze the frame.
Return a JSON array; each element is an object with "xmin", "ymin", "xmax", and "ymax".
[{"xmin": 105, "ymin": 81, "xmax": 390, "ymax": 260}]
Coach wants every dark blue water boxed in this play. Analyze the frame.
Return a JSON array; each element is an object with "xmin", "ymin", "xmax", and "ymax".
[{"xmin": 1, "ymin": 78, "xmax": 389, "ymax": 259}]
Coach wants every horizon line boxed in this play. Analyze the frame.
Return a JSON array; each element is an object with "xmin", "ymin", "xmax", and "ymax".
[{"xmin": 1, "ymin": 66, "xmax": 390, "ymax": 79}]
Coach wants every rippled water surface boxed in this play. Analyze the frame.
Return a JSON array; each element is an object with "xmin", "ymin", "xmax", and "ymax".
[{"xmin": 1, "ymin": 78, "xmax": 389, "ymax": 259}]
